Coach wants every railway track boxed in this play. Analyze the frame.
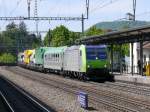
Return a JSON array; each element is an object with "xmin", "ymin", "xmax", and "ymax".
[
  {"xmin": 116, "ymin": 79, "xmax": 150, "ymax": 87},
  {"xmin": 0, "ymin": 91, "xmax": 13, "ymax": 112},
  {"xmin": 90, "ymin": 81, "xmax": 150, "ymax": 96},
  {"xmin": 0, "ymin": 75, "xmax": 54, "ymax": 112},
  {"xmin": 6, "ymin": 66, "xmax": 150, "ymax": 112}
]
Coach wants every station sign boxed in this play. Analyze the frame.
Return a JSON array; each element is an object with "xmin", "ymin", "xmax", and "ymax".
[{"xmin": 77, "ymin": 91, "xmax": 88, "ymax": 109}]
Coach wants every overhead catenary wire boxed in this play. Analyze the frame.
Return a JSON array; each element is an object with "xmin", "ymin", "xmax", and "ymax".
[
  {"xmin": 136, "ymin": 11, "xmax": 150, "ymax": 17},
  {"xmin": 114, "ymin": 11, "xmax": 150, "ymax": 21},
  {"xmin": 0, "ymin": 0, "xmax": 98, "ymax": 33},
  {"xmin": 57, "ymin": 0, "xmax": 61, "ymax": 17},
  {"xmin": 10, "ymin": 0, "xmax": 23, "ymax": 16},
  {"xmin": 89, "ymin": 0, "xmax": 106, "ymax": 13},
  {"xmin": 1, "ymin": 0, "xmax": 23, "ymax": 29},
  {"xmin": 90, "ymin": 0, "xmax": 121, "ymax": 14}
]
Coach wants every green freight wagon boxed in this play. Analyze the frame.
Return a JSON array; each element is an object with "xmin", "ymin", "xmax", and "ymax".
[{"xmin": 35, "ymin": 47, "xmax": 49, "ymax": 70}]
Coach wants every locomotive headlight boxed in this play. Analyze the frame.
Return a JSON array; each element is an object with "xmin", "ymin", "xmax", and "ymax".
[{"xmin": 88, "ymin": 65, "xmax": 90, "ymax": 68}]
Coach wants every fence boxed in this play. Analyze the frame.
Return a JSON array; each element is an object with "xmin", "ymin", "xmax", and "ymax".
[{"xmin": 110, "ymin": 64, "xmax": 140, "ymax": 74}]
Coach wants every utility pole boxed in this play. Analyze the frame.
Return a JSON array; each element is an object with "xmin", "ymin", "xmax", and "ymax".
[
  {"xmin": 1, "ymin": 0, "xmax": 90, "ymax": 36},
  {"xmin": 133, "ymin": 0, "xmax": 143, "ymax": 76},
  {"xmin": 82, "ymin": 0, "xmax": 89, "ymax": 35},
  {"xmin": 133, "ymin": 0, "xmax": 136, "ymax": 21},
  {"xmin": 130, "ymin": 0, "xmax": 136, "ymax": 76},
  {"xmin": 86, "ymin": 0, "xmax": 89, "ymax": 19},
  {"xmin": 81, "ymin": 14, "xmax": 84, "ymax": 35},
  {"xmin": 48, "ymin": 29, "xmax": 51, "ymax": 46},
  {"xmin": 27, "ymin": 0, "xmax": 31, "ymax": 18},
  {"xmin": 127, "ymin": 0, "xmax": 137, "ymax": 75},
  {"xmin": 34, "ymin": 0, "xmax": 39, "ymax": 36}
]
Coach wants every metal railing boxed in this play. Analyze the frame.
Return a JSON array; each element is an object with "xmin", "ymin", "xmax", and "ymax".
[{"xmin": 109, "ymin": 64, "xmax": 143, "ymax": 75}]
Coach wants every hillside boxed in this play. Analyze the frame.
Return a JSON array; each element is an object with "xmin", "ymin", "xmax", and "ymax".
[{"xmin": 94, "ymin": 21, "xmax": 150, "ymax": 31}]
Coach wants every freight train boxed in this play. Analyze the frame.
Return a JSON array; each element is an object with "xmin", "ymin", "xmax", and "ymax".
[{"xmin": 18, "ymin": 45, "xmax": 111, "ymax": 80}]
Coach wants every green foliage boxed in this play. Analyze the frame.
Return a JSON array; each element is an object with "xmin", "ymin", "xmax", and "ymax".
[
  {"xmin": 85, "ymin": 26, "xmax": 104, "ymax": 36},
  {"xmin": 0, "ymin": 22, "xmax": 41, "ymax": 51},
  {"xmin": 51, "ymin": 25, "xmax": 70, "ymax": 47},
  {"xmin": 121, "ymin": 44, "xmax": 130, "ymax": 56},
  {"xmin": 68, "ymin": 32, "xmax": 80, "ymax": 45},
  {"xmin": 19, "ymin": 21, "xmax": 27, "ymax": 34},
  {"xmin": 43, "ymin": 29, "xmax": 52, "ymax": 46},
  {"xmin": 0, "ymin": 53, "xmax": 16, "ymax": 63},
  {"xmin": 44, "ymin": 25, "xmax": 81, "ymax": 47},
  {"xmin": 31, "ymin": 36, "xmax": 41, "ymax": 48},
  {"xmin": 0, "ymin": 22, "xmax": 41, "ymax": 63},
  {"xmin": 6, "ymin": 22, "xmax": 17, "ymax": 31},
  {"xmin": 113, "ymin": 44, "xmax": 129, "ymax": 56}
]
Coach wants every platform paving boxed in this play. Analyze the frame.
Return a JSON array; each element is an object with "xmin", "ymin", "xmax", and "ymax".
[{"xmin": 114, "ymin": 73, "xmax": 150, "ymax": 85}]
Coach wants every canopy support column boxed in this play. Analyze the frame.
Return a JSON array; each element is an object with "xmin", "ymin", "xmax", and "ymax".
[
  {"xmin": 140, "ymin": 41, "xmax": 143, "ymax": 76},
  {"xmin": 110, "ymin": 44, "xmax": 113, "ymax": 74},
  {"xmin": 131, "ymin": 43, "xmax": 134, "ymax": 76}
]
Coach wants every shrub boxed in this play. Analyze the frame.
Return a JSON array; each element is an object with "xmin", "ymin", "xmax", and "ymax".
[{"xmin": 0, "ymin": 53, "xmax": 16, "ymax": 63}]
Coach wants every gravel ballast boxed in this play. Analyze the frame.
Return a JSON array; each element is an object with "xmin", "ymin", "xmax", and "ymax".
[
  {"xmin": 0, "ymin": 66, "xmax": 104, "ymax": 112},
  {"xmin": 2, "ymin": 66, "xmax": 149, "ymax": 112}
]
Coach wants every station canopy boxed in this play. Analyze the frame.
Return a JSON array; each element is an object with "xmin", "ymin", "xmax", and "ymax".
[{"xmin": 76, "ymin": 25, "xmax": 150, "ymax": 45}]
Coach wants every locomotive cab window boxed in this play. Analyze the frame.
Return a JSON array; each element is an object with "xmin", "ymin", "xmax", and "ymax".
[
  {"xmin": 86, "ymin": 46, "xmax": 107, "ymax": 60},
  {"xmin": 80, "ymin": 50, "xmax": 82, "ymax": 56}
]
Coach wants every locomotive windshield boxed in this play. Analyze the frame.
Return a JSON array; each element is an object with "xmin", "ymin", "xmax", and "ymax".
[{"xmin": 86, "ymin": 46, "xmax": 107, "ymax": 60}]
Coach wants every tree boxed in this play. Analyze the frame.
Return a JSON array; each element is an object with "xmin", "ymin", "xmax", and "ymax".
[
  {"xmin": 85, "ymin": 26, "xmax": 104, "ymax": 36},
  {"xmin": 18, "ymin": 21, "xmax": 32, "ymax": 51},
  {"xmin": 0, "ymin": 22, "xmax": 41, "ymax": 62},
  {"xmin": 44, "ymin": 25, "xmax": 81, "ymax": 47},
  {"xmin": 6, "ymin": 22, "xmax": 17, "ymax": 31},
  {"xmin": 43, "ymin": 29, "xmax": 52, "ymax": 46},
  {"xmin": 51, "ymin": 25, "xmax": 70, "ymax": 46},
  {"xmin": 19, "ymin": 21, "xmax": 27, "ymax": 34},
  {"xmin": 1, "ymin": 22, "xmax": 19, "ymax": 53},
  {"xmin": 68, "ymin": 32, "xmax": 80, "ymax": 45},
  {"xmin": 30, "ymin": 34, "xmax": 41, "ymax": 48}
]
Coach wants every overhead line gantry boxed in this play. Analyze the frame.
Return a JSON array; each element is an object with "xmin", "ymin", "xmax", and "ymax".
[
  {"xmin": 0, "ymin": 0, "xmax": 90, "ymax": 34},
  {"xmin": 0, "ymin": 17, "xmax": 82, "ymax": 21}
]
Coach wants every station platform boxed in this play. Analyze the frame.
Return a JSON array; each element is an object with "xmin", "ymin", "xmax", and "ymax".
[{"xmin": 114, "ymin": 73, "xmax": 150, "ymax": 86}]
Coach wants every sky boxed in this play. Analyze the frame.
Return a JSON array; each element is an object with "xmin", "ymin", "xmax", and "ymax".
[{"xmin": 0, "ymin": 0, "xmax": 150, "ymax": 37}]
